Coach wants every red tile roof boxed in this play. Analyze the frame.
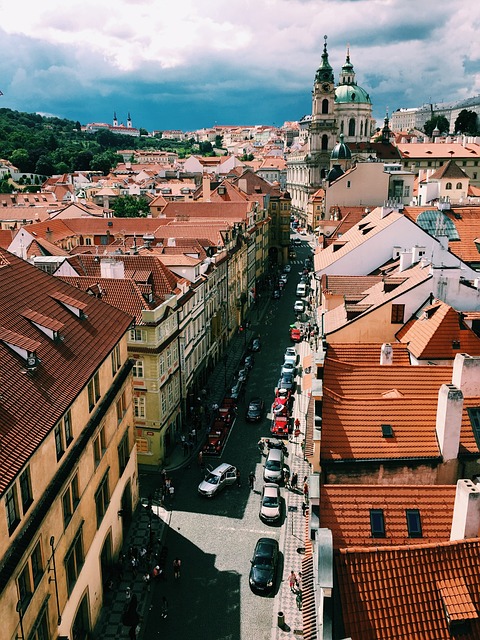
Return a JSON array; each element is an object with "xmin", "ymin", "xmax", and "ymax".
[
  {"xmin": 336, "ymin": 538, "xmax": 480, "ymax": 639},
  {"xmin": 396, "ymin": 300, "xmax": 480, "ymax": 360},
  {"xmin": 0, "ymin": 248, "xmax": 133, "ymax": 495},
  {"xmin": 321, "ymin": 485, "xmax": 456, "ymax": 549},
  {"xmin": 327, "ymin": 342, "xmax": 411, "ymax": 366}
]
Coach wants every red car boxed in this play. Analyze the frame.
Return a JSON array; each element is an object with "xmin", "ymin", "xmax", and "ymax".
[
  {"xmin": 272, "ymin": 396, "xmax": 290, "ymax": 417},
  {"xmin": 203, "ymin": 423, "xmax": 230, "ymax": 455},
  {"xmin": 270, "ymin": 415, "xmax": 293, "ymax": 438},
  {"xmin": 290, "ymin": 327, "xmax": 301, "ymax": 342}
]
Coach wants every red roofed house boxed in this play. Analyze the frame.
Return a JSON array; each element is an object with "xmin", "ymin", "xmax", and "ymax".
[{"xmin": 0, "ymin": 248, "xmax": 136, "ymax": 640}]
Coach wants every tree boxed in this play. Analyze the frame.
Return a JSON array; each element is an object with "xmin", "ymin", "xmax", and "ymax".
[
  {"xmin": 35, "ymin": 155, "xmax": 55, "ymax": 176},
  {"xmin": 111, "ymin": 195, "xmax": 151, "ymax": 218},
  {"xmin": 10, "ymin": 148, "xmax": 31, "ymax": 172},
  {"xmin": 139, "ymin": 128, "xmax": 149, "ymax": 136},
  {"xmin": 198, "ymin": 141, "xmax": 214, "ymax": 155},
  {"xmin": 90, "ymin": 150, "xmax": 119, "ymax": 175},
  {"xmin": 424, "ymin": 115, "xmax": 450, "ymax": 137},
  {"xmin": 214, "ymin": 134, "xmax": 223, "ymax": 149},
  {"xmin": 454, "ymin": 109, "xmax": 478, "ymax": 135}
]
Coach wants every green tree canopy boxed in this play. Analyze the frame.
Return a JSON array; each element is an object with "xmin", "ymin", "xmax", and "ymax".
[
  {"xmin": 111, "ymin": 195, "xmax": 151, "ymax": 218},
  {"xmin": 454, "ymin": 109, "xmax": 479, "ymax": 135},
  {"xmin": 424, "ymin": 115, "xmax": 450, "ymax": 137}
]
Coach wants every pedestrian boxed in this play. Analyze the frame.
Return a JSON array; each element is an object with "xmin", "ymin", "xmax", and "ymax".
[
  {"xmin": 258, "ymin": 438, "xmax": 264, "ymax": 454},
  {"xmin": 191, "ymin": 427, "xmax": 197, "ymax": 443},
  {"xmin": 198, "ymin": 451, "xmax": 203, "ymax": 467},
  {"xmin": 236, "ymin": 469, "xmax": 241, "ymax": 487},
  {"xmin": 183, "ymin": 440, "xmax": 189, "ymax": 457},
  {"xmin": 289, "ymin": 570, "xmax": 298, "ymax": 592},
  {"xmin": 290, "ymin": 472, "xmax": 298, "ymax": 491},
  {"xmin": 248, "ymin": 471, "xmax": 255, "ymax": 490},
  {"xmin": 173, "ymin": 557, "xmax": 181, "ymax": 579},
  {"xmin": 165, "ymin": 477, "xmax": 171, "ymax": 490},
  {"xmin": 143, "ymin": 571, "xmax": 151, "ymax": 591},
  {"xmin": 283, "ymin": 468, "xmax": 290, "ymax": 487},
  {"xmin": 169, "ymin": 484, "xmax": 175, "ymax": 502},
  {"xmin": 294, "ymin": 418, "xmax": 300, "ymax": 430},
  {"xmin": 161, "ymin": 596, "xmax": 168, "ymax": 619},
  {"xmin": 303, "ymin": 481, "xmax": 309, "ymax": 503},
  {"xmin": 302, "ymin": 501, "xmax": 308, "ymax": 517}
]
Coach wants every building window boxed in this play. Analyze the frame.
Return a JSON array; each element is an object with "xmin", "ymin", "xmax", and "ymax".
[
  {"xmin": 406, "ymin": 509, "xmax": 423, "ymax": 537},
  {"xmin": 62, "ymin": 474, "xmax": 80, "ymax": 528},
  {"xmin": 65, "ymin": 527, "xmax": 84, "ymax": 594},
  {"xmin": 30, "ymin": 540, "xmax": 43, "ymax": 588},
  {"xmin": 370, "ymin": 509, "xmax": 386, "ymax": 537},
  {"xmin": 88, "ymin": 372, "xmax": 100, "ymax": 411},
  {"xmin": 129, "ymin": 328, "xmax": 144, "ymax": 342},
  {"xmin": 64, "ymin": 410, "xmax": 73, "ymax": 445},
  {"xmin": 167, "ymin": 349, "xmax": 172, "ymax": 369},
  {"xmin": 85, "ymin": 237, "xmax": 92, "ymax": 246},
  {"xmin": 111, "ymin": 344, "xmax": 121, "ymax": 375},
  {"xmin": 346, "ymin": 181, "xmax": 351, "ymax": 188},
  {"xmin": 456, "ymin": 182, "xmax": 462, "ymax": 189},
  {"xmin": 134, "ymin": 396, "xmax": 146, "ymax": 419},
  {"xmin": 95, "ymin": 471, "xmax": 110, "ymax": 528},
  {"xmin": 391, "ymin": 304, "xmax": 405, "ymax": 324},
  {"xmin": 118, "ymin": 432, "xmax": 130, "ymax": 475},
  {"xmin": 445, "ymin": 182, "xmax": 452, "ymax": 190},
  {"xmin": 6, "ymin": 485, "xmax": 20, "ymax": 534},
  {"xmin": 321, "ymin": 134, "xmax": 328, "ymax": 151},
  {"xmin": 474, "ymin": 172, "xmax": 478, "ymax": 180},
  {"xmin": 133, "ymin": 359, "xmax": 144, "ymax": 378},
  {"xmin": 321, "ymin": 98, "xmax": 329, "ymax": 114},
  {"xmin": 17, "ymin": 562, "xmax": 33, "ymax": 609},
  {"xmin": 28, "ymin": 606, "xmax": 49, "ymax": 640},
  {"xmin": 348, "ymin": 118, "xmax": 356, "ymax": 136},
  {"xmin": 116, "ymin": 391, "xmax": 127, "ymax": 422},
  {"xmin": 93, "ymin": 426, "xmax": 106, "ymax": 467},
  {"xmin": 54, "ymin": 423, "xmax": 65, "ymax": 461},
  {"xmin": 19, "ymin": 467, "xmax": 33, "ymax": 514}
]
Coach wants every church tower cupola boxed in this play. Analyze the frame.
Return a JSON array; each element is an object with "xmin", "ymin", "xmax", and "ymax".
[
  {"xmin": 113, "ymin": 111, "xmax": 118, "ymax": 127},
  {"xmin": 339, "ymin": 46, "xmax": 356, "ymax": 86},
  {"xmin": 315, "ymin": 35, "xmax": 334, "ymax": 86}
]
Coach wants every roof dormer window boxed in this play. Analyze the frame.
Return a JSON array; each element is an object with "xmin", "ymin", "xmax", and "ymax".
[
  {"xmin": 22, "ymin": 309, "xmax": 64, "ymax": 341},
  {"xmin": 0, "ymin": 327, "xmax": 41, "ymax": 371},
  {"xmin": 50, "ymin": 292, "xmax": 88, "ymax": 319}
]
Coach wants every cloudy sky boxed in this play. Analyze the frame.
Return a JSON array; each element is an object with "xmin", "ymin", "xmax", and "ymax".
[{"xmin": 0, "ymin": 0, "xmax": 479, "ymax": 132}]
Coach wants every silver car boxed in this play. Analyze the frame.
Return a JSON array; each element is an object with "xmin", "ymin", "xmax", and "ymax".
[
  {"xmin": 260, "ymin": 484, "xmax": 281, "ymax": 523},
  {"xmin": 198, "ymin": 463, "xmax": 237, "ymax": 497}
]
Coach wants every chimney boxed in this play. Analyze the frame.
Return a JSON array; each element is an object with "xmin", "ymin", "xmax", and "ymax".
[
  {"xmin": 380, "ymin": 343, "xmax": 393, "ymax": 365},
  {"xmin": 100, "ymin": 259, "xmax": 125, "ymax": 279},
  {"xmin": 399, "ymin": 250, "xmax": 413, "ymax": 272},
  {"xmin": 46, "ymin": 227, "xmax": 53, "ymax": 243},
  {"xmin": 452, "ymin": 354, "xmax": 480, "ymax": 397},
  {"xmin": 411, "ymin": 245, "xmax": 425, "ymax": 264},
  {"xmin": 202, "ymin": 173, "xmax": 211, "ymax": 202},
  {"xmin": 450, "ymin": 479, "xmax": 480, "ymax": 541},
  {"xmin": 435, "ymin": 383, "xmax": 463, "ymax": 461}
]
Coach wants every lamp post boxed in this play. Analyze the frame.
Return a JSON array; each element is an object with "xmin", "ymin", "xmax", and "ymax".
[
  {"xmin": 49, "ymin": 536, "xmax": 62, "ymax": 625},
  {"xmin": 16, "ymin": 601, "xmax": 25, "ymax": 640}
]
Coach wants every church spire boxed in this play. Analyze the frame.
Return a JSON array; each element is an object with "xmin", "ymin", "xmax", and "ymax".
[
  {"xmin": 315, "ymin": 35, "xmax": 334, "ymax": 85},
  {"xmin": 339, "ymin": 44, "xmax": 355, "ymax": 86}
]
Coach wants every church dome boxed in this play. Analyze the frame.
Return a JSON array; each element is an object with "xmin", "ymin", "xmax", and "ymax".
[
  {"xmin": 335, "ymin": 84, "xmax": 371, "ymax": 105},
  {"xmin": 327, "ymin": 164, "xmax": 344, "ymax": 184},
  {"xmin": 331, "ymin": 134, "xmax": 351, "ymax": 160}
]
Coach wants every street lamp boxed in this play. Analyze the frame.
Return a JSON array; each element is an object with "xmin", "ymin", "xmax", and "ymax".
[{"xmin": 49, "ymin": 536, "xmax": 62, "ymax": 625}]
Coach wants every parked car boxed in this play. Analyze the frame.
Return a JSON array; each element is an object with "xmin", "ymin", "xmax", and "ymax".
[
  {"xmin": 230, "ymin": 379, "xmax": 243, "ymax": 399},
  {"xmin": 279, "ymin": 273, "xmax": 288, "ymax": 284},
  {"xmin": 293, "ymin": 238, "xmax": 302, "ymax": 245},
  {"xmin": 250, "ymin": 337, "xmax": 261, "ymax": 352},
  {"xmin": 283, "ymin": 264, "xmax": 291, "ymax": 273},
  {"xmin": 271, "ymin": 415, "xmax": 292, "ymax": 438},
  {"xmin": 259, "ymin": 484, "xmax": 281, "ymax": 523},
  {"xmin": 246, "ymin": 397, "xmax": 265, "ymax": 422},
  {"xmin": 263, "ymin": 446, "xmax": 284, "ymax": 483},
  {"xmin": 294, "ymin": 300, "xmax": 305, "ymax": 314},
  {"xmin": 290, "ymin": 327, "xmax": 301, "ymax": 343},
  {"xmin": 198, "ymin": 463, "xmax": 237, "ymax": 497},
  {"xmin": 277, "ymin": 373, "xmax": 296, "ymax": 392},
  {"xmin": 244, "ymin": 354, "xmax": 255, "ymax": 369},
  {"xmin": 249, "ymin": 537, "xmax": 279, "ymax": 594},
  {"xmin": 237, "ymin": 368, "xmax": 248, "ymax": 382},
  {"xmin": 280, "ymin": 361, "xmax": 296, "ymax": 377},
  {"xmin": 288, "ymin": 249, "xmax": 296, "ymax": 259},
  {"xmin": 271, "ymin": 289, "xmax": 281, "ymax": 300},
  {"xmin": 202, "ymin": 423, "xmax": 230, "ymax": 456},
  {"xmin": 272, "ymin": 395, "xmax": 289, "ymax": 416},
  {"xmin": 284, "ymin": 347, "xmax": 298, "ymax": 366}
]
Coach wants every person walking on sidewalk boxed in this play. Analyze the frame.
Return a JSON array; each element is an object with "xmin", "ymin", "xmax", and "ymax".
[
  {"xmin": 303, "ymin": 480, "xmax": 309, "ymax": 504},
  {"xmin": 289, "ymin": 570, "xmax": 298, "ymax": 592},
  {"xmin": 173, "ymin": 557, "xmax": 181, "ymax": 579},
  {"xmin": 290, "ymin": 472, "xmax": 298, "ymax": 491},
  {"xmin": 248, "ymin": 471, "xmax": 255, "ymax": 490}
]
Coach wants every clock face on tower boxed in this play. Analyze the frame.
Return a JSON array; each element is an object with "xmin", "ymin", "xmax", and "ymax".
[{"xmin": 322, "ymin": 83, "xmax": 330, "ymax": 92}]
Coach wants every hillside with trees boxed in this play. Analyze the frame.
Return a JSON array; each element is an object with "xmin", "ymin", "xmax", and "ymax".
[{"xmin": 0, "ymin": 108, "xmax": 207, "ymax": 180}]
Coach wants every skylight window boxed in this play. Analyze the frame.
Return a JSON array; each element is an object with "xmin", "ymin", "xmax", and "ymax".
[
  {"xmin": 370, "ymin": 509, "xmax": 385, "ymax": 538},
  {"xmin": 381, "ymin": 423, "xmax": 394, "ymax": 438},
  {"xmin": 406, "ymin": 509, "xmax": 422, "ymax": 538},
  {"xmin": 467, "ymin": 407, "xmax": 480, "ymax": 449}
]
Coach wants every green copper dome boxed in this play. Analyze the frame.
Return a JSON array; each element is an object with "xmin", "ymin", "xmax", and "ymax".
[
  {"xmin": 331, "ymin": 134, "xmax": 351, "ymax": 160},
  {"xmin": 335, "ymin": 84, "xmax": 371, "ymax": 104}
]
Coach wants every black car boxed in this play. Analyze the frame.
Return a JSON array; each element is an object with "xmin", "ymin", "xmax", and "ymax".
[
  {"xmin": 277, "ymin": 373, "xmax": 296, "ymax": 392},
  {"xmin": 246, "ymin": 397, "xmax": 265, "ymax": 422},
  {"xmin": 271, "ymin": 289, "xmax": 281, "ymax": 299},
  {"xmin": 244, "ymin": 354, "xmax": 255, "ymax": 370},
  {"xmin": 250, "ymin": 337, "xmax": 261, "ymax": 352},
  {"xmin": 249, "ymin": 537, "xmax": 279, "ymax": 594}
]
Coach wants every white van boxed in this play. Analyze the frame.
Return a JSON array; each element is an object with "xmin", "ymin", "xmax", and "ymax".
[{"xmin": 296, "ymin": 282, "xmax": 307, "ymax": 297}]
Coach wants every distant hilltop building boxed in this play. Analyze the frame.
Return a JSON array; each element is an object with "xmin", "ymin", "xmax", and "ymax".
[
  {"xmin": 83, "ymin": 112, "xmax": 140, "ymax": 137},
  {"xmin": 390, "ymin": 96, "xmax": 480, "ymax": 133}
]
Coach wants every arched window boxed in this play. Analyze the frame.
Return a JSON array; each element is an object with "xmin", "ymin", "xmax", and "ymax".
[
  {"xmin": 360, "ymin": 121, "xmax": 364, "ymax": 136},
  {"xmin": 445, "ymin": 182, "xmax": 452, "ymax": 190},
  {"xmin": 456, "ymin": 182, "xmax": 462, "ymax": 189},
  {"xmin": 348, "ymin": 118, "xmax": 355, "ymax": 136},
  {"xmin": 340, "ymin": 120, "xmax": 344, "ymax": 134},
  {"xmin": 321, "ymin": 135, "xmax": 328, "ymax": 151},
  {"xmin": 322, "ymin": 99, "xmax": 329, "ymax": 114}
]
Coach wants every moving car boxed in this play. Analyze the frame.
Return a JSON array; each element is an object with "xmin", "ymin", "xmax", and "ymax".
[
  {"xmin": 283, "ymin": 264, "xmax": 291, "ymax": 273},
  {"xmin": 263, "ymin": 447, "xmax": 284, "ymax": 483},
  {"xmin": 296, "ymin": 282, "xmax": 307, "ymax": 297},
  {"xmin": 246, "ymin": 397, "xmax": 265, "ymax": 422},
  {"xmin": 288, "ymin": 249, "xmax": 296, "ymax": 259},
  {"xmin": 249, "ymin": 538, "xmax": 279, "ymax": 593},
  {"xmin": 293, "ymin": 238, "xmax": 302, "ymax": 246},
  {"xmin": 271, "ymin": 289, "xmax": 281, "ymax": 300},
  {"xmin": 202, "ymin": 422, "xmax": 230, "ymax": 456},
  {"xmin": 198, "ymin": 463, "xmax": 237, "ymax": 497},
  {"xmin": 250, "ymin": 337, "xmax": 261, "ymax": 352},
  {"xmin": 279, "ymin": 273, "xmax": 288, "ymax": 284},
  {"xmin": 294, "ymin": 300, "xmax": 305, "ymax": 314},
  {"xmin": 259, "ymin": 484, "xmax": 281, "ymax": 523}
]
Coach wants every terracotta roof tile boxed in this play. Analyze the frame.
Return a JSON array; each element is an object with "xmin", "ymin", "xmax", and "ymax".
[
  {"xmin": 336, "ymin": 539, "xmax": 480, "ymax": 639},
  {"xmin": 321, "ymin": 485, "xmax": 456, "ymax": 549},
  {"xmin": 327, "ymin": 342, "xmax": 411, "ymax": 366},
  {"xmin": 0, "ymin": 248, "xmax": 132, "ymax": 495}
]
